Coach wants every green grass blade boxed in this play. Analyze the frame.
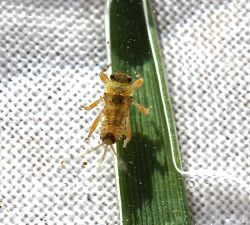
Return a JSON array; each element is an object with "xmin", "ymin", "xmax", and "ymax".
[{"xmin": 107, "ymin": 0, "xmax": 192, "ymax": 224}]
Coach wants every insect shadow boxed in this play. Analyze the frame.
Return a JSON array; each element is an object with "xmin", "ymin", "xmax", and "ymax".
[{"xmin": 118, "ymin": 128, "xmax": 168, "ymax": 219}]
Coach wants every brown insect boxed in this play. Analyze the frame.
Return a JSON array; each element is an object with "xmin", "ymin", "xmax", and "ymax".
[{"xmin": 81, "ymin": 64, "xmax": 150, "ymax": 157}]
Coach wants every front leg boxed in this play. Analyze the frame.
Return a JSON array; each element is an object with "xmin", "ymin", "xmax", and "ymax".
[
  {"xmin": 133, "ymin": 78, "xmax": 144, "ymax": 90},
  {"xmin": 80, "ymin": 96, "xmax": 104, "ymax": 110},
  {"xmin": 99, "ymin": 64, "xmax": 111, "ymax": 84}
]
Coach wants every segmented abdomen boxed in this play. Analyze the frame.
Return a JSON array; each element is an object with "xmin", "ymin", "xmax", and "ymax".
[{"xmin": 100, "ymin": 93, "xmax": 132, "ymax": 143}]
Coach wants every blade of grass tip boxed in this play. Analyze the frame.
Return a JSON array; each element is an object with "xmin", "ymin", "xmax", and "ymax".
[{"xmin": 106, "ymin": 0, "xmax": 192, "ymax": 224}]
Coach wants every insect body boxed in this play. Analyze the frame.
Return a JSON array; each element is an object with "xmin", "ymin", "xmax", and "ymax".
[{"xmin": 81, "ymin": 64, "xmax": 150, "ymax": 153}]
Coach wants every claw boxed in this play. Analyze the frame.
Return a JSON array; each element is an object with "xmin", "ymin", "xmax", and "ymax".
[
  {"xmin": 85, "ymin": 136, "xmax": 90, "ymax": 143},
  {"xmin": 103, "ymin": 63, "xmax": 112, "ymax": 72},
  {"xmin": 80, "ymin": 105, "xmax": 87, "ymax": 110},
  {"xmin": 123, "ymin": 139, "xmax": 129, "ymax": 148}
]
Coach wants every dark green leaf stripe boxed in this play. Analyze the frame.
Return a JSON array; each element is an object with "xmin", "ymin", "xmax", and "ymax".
[{"xmin": 107, "ymin": 0, "xmax": 192, "ymax": 224}]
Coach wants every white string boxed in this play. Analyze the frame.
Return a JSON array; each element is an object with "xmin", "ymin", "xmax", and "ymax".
[
  {"xmin": 81, "ymin": 142, "xmax": 105, "ymax": 157},
  {"xmin": 96, "ymin": 145, "xmax": 109, "ymax": 172}
]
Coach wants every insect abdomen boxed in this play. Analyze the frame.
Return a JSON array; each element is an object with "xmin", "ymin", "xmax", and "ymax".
[
  {"xmin": 101, "ymin": 93, "xmax": 131, "ymax": 145},
  {"xmin": 100, "ymin": 124, "xmax": 124, "ymax": 145}
]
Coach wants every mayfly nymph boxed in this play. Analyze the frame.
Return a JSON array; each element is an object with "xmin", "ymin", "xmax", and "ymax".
[{"xmin": 81, "ymin": 64, "xmax": 150, "ymax": 156}]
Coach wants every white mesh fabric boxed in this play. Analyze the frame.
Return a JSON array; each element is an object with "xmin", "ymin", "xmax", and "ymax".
[
  {"xmin": 0, "ymin": 0, "xmax": 119, "ymax": 224},
  {"xmin": 0, "ymin": 0, "xmax": 249, "ymax": 225}
]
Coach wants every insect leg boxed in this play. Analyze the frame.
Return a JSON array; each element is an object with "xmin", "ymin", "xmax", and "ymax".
[
  {"xmin": 85, "ymin": 109, "xmax": 104, "ymax": 142},
  {"xmin": 123, "ymin": 114, "xmax": 132, "ymax": 148},
  {"xmin": 133, "ymin": 78, "xmax": 144, "ymax": 89},
  {"xmin": 99, "ymin": 64, "xmax": 111, "ymax": 84},
  {"xmin": 132, "ymin": 101, "xmax": 151, "ymax": 115},
  {"xmin": 80, "ymin": 96, "xmax": 104, "ymax": 110}
]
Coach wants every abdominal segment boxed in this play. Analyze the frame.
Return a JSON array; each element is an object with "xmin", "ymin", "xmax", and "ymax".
[
  {"xmin": 100, "ymin": 93, "xmax": 132, "ymax": 144},
  {"xmin": 101, "ymin": 107, "xmax": 127, "ymax": 144},
  {"xmin": 100, "ymin": 123, "xmax": 124, "ymax": 144}
]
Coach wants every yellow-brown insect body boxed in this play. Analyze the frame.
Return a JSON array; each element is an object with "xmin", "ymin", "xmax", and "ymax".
[
  {"xmin": 101, "ymin": 73, "xmax": 133, "ymax": 145},
  {"xmin": 82, "ymin": 65, "xmax": 150, "ymax": 151}
]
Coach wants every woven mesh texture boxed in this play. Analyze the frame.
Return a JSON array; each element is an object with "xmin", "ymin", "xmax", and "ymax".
[
  {"xmin": 0, "ymin": 0, "xmax": 249, "ymax": 225},
  {"xmin": 0, "ymin": 0, "xmax": 119, "ymax": 224}
]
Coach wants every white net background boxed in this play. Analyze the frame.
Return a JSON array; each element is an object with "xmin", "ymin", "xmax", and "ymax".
[{"xmin": 0, "ymin": 0, "xmax": 249, "ymax": 225}]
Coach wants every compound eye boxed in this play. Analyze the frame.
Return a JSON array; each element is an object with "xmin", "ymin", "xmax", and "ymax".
[
  {"xmin": 110, "ymin": 74, "xmax": 115, "ymax": 80},
  {"xmin": 127, "ymin": 77, "xmax": 132, "ymax": 83}
]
